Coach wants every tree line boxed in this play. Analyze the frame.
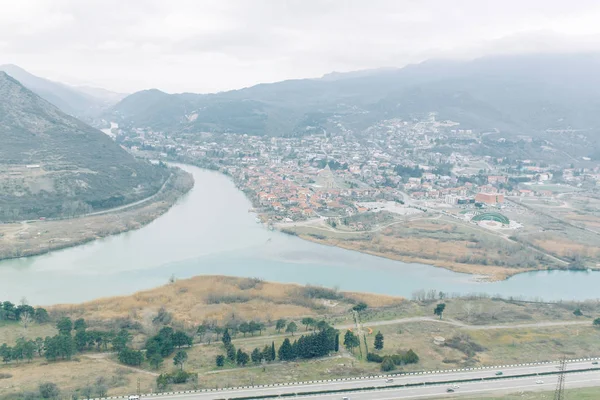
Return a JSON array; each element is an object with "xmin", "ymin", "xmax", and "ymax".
[
  {"xmin": 0, "ymin": 317, "xmax": 138, "ymax": 365},
  {"xmin": 0, "ymin": 300, "xmax": 49, "ymax": 323},
  {"xmin": 216, "ymin": 322, "xmax": 339, "ymax": 368}
]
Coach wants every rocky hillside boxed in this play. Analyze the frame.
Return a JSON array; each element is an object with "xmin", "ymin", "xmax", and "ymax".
[{"xmin": 0, "ymin": 72, "xmax": 168, "ymax": 221}]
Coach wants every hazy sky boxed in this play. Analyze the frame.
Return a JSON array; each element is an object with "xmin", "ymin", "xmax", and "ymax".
[{"xmin": 2, "ymin": 0, "xmax": 600, "ymax": 94}]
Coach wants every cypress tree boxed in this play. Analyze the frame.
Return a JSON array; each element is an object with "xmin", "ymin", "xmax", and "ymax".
[
  {"xmin": 374, "ymin": 331, "xmax": 384, "ymax": 350},
  {"xmin": 222, "ymin": 329, "xmax": 232, "ymax": 346},
  {"xmin": 334, "ymin": 333, "xmax": 339, "ymax": 352},
  {"xmin": 278, "ymin": 338, "xmax": 294, "ymax": 361},
  {"xmin": 270, "ymin": 341, "xmax": 276, "ymax": 361}
]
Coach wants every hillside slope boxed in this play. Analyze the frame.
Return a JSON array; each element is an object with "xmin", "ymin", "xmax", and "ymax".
[
  {"xmin": 0, "ymin": 72, "xmax": 168, "ymax": 221},
  {"xmin": 107, "ymin": 53, "xmax": 600, "ymax": 147},
  {"xmin": 0, "ymin": 64, "xmax": 124, "ymax": 117}
]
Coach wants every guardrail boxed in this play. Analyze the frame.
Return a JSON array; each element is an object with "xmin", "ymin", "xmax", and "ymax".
[{"xmin": 85, "ymin": 356, "xmax": 600, "ymax": 399}]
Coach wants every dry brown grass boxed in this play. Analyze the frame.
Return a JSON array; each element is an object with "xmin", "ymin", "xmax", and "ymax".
[
  {"xmin": 0, "ymin": 357, "xmax": 155, "ymax": 397},
  {"xmin": 534, "ymin": 238, "xmax": 600, "ymax": 259},
  {"xmin": 301, "ymin": 234, "xmax": 520, "ymax": 281},
  {"xmin": 0, "ymin": 323, "xmax": 56, "ymax": 345},
  {"xmin": 50, "ymin": 275, "xmax": 403, "ymax": 326}
]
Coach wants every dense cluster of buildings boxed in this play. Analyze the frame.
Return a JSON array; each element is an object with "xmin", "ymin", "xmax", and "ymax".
[{"xmin": 113, "ymin": 115, "xmax": 600, "ymax": 222}]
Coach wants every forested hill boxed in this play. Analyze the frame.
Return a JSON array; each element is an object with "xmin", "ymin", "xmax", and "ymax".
[
  {"xmin": 107, "ymin": 53, "xmax": 600, "ymax": 143},
  {"xmin": 0, "ymin": 72, "xmax": 168, "ymax": 221}
]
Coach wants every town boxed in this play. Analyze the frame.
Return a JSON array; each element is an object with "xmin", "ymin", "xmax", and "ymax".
[{"xmin": 106, "ymin": 113, "xmax": 600, "ymax": 280}]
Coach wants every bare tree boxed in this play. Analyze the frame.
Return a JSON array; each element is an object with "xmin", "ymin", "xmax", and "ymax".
[
  {"xmin": 463, "ymin": 302, "xmax": 474, "ymax": 324},
  {"xmin": 20, "ymin": 312, "xmax": 33, "ymax": 333}
]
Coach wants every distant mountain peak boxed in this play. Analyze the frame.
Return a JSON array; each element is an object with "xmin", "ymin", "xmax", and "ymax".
[{"xmin": 0, "ymin": 64, "xmax": 126, "ymax": 118}]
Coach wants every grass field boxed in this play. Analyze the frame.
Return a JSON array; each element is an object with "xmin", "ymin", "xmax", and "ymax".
[
  {"xmin": 287, "ymin": 214, "xmax": 561, "ymax": 281},
  {"xmin": 2, "ymin": 276, "xmax": 600, "ymax": 396}
]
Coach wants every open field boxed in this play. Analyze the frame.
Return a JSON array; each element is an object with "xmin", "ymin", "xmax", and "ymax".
[
  {"xmin": 49, "ymin": 275, "xmax": 402, "ymax": 325},
  {"xmin": 284, "ymin": 214, "xmax": 559, "ymax": 281},
  {"xmin": 2, "ymin": 276, "xmax": 600, "ymax": 396},
  {"xmin": 0, "ymin": 357, "xmax": 156, "ymax": 399},
  {"xmin": 0, "ymin": 168, "xmax": 193, "ymax": 261},
  {"xmin": 504, "ymin": 194, "xmax": 600, "ymax": 267}
]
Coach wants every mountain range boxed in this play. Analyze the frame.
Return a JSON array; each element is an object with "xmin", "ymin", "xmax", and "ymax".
[
  {"xmin": 0, "ymin": 64, "xmax": 126, "ymax": 119},
  {"xmin": 105, "ymin": 53, "xmax": 600, "ymax": 154},
  {"xmin": 0, "ymin": 71, "xmax": 167, "ymax": 221}
]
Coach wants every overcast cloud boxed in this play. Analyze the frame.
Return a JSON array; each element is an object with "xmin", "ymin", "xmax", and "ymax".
[{"xmin": 2, "ymin": 0, "xmax": 600, "ymax": 94}]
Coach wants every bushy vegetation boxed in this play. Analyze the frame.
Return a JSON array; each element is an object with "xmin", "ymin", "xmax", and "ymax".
[
  {"xmin": 215, "ymin": 323, "xmax": 339, "ymax": 367},
  {"xmin": 445, "ymin": 334, "xmax": 486, "ymax": 358},
  {"xmin": 0, "ymin": 300, "xmax": 49, "ymax": 323}
]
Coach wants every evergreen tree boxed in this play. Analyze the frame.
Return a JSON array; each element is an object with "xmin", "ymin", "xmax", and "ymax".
[
  {"xmin": 343, "ymin": 330, "xmax": 359, "ymax": 353},
  {"xmin": 334, "ymin": 333, "xmax": 339, "ymax": 352},
  {"xmin": 270, "ymin": 341, "xmax": 276, "ymax": 361},
  {"xmin": 404, "ymin": 349, "xmax": 419, "ymax": 364},
  {"xmin": 278, "ymin": 338, "xmax": 295, "ymax": 361},
  {"xmin": 381, "ymin": 356, "xmax": 395, "ymax": 372},
  {"xmin": 374, "ymin": 331, "xmax": 384, "ymax": 350},
  {"xmin": 216, "ymin": 354, "xmax": 225, "ymax": 367},
  {"xmin": 434, "ymin": 303, "xmax": 446, "ymax": 320},
  {"xmin": 226, "ymin": 344, "xmax": 236, "ymax": 362},
  {"xmin": 222, "ymin": 329, "xmax": 232, "ymax": 346},
  {"xmin": 251, "ymin": 347, "xmax": 263, "ymax": 364},
  {"xmin": 236, "ymin": 349, "xmax": 249, "ymax": 366}
]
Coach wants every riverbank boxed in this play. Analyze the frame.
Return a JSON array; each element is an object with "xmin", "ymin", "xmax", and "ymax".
[
  {"xmin": 0, "ymin": 167, "xmax": 194, "ymax": 261},
  {"xmin": 290, "ymin": 231, "xmax": 533, "ymax": 282},
  {"xmin": 2, "ymin": 274, "xmax": 600, "ymax": 398}
]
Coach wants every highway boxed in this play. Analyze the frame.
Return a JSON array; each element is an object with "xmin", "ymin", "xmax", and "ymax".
[{"xmin": 139, "ymin": 360, "xmax": 600, "ymax": 400}]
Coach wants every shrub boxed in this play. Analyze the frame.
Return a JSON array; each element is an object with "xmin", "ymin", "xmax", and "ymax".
[
  {"xmin": 301, "ymin": 286, "xmax": 343, "ymax": 300},
  {"xmin": 381, "ymin": 356, "xmax": 395, "ymax": 372},
  {"xmin": 38, "ymin": 382, "xmax": 60, "ymax": 399},
  {"xmin": 206, "ymin": 293, "xmax": 251, "ymax": 304},
  {"xmin": 238, "ymin": 278, "xmax": 263, "ymax": 290},
  {"xmin": 366, "ymin": 353, "xmax": 383, "ymax": 363}
]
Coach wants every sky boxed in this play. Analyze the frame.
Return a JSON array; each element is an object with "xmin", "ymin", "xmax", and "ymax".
[{"xmin": 2, "ymin": 0, "xmax": 600, "ymax": 94}]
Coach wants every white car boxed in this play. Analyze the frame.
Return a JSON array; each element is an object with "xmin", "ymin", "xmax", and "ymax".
[
  {"xmin": 385, "ymin": 378, "xmax": 394, "ymax": 383},
  {"xmin": 536, "ymin": 380, "xmax": 544, "ymax": 384},
  {"xmin": 128, "ymin": 396, "xmax": 140, "ymax": 400},
  {"xmin": 452, "ymin": 384, "xmax": 460, "ymax": 388}
]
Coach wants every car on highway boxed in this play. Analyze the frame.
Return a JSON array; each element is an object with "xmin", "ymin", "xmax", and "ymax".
[
  {"xmin": 536, "ymin": 380, "xmax": 544, "ymax": 384},
  {"xmin": 451, "ymin": 384, "xmax": 460, "ymax": 388},
  {"xmin": 385, "ymin": 378, "xmax": 394, "ymax": 383},
  {"xmin": 495, "ymin": 371, "xmax": 503, "ymax": 376},
  {"xmin": 128, "ymin": 396, "xmax": 140, "ymax": 400},
  {"xmin": 593, "ymin": 361, "xmax": 598, "ymax": 365},
  {"xmin": 446, "ymin": 388, "xmax": 455, "ymax": 392},
  {"xmin": 342, "ymin": 397, "xmax": 349, "ymax": 400}
]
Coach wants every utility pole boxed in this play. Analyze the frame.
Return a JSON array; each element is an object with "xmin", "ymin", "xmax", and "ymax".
[{"xmin": 553, "ymin": 357, "xmax": 567, "ymax": 400}]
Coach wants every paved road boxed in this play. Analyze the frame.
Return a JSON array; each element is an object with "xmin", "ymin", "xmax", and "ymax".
[{"xmin": 138, "ymin": 361, "xmax": 600, "ymax": 399}]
